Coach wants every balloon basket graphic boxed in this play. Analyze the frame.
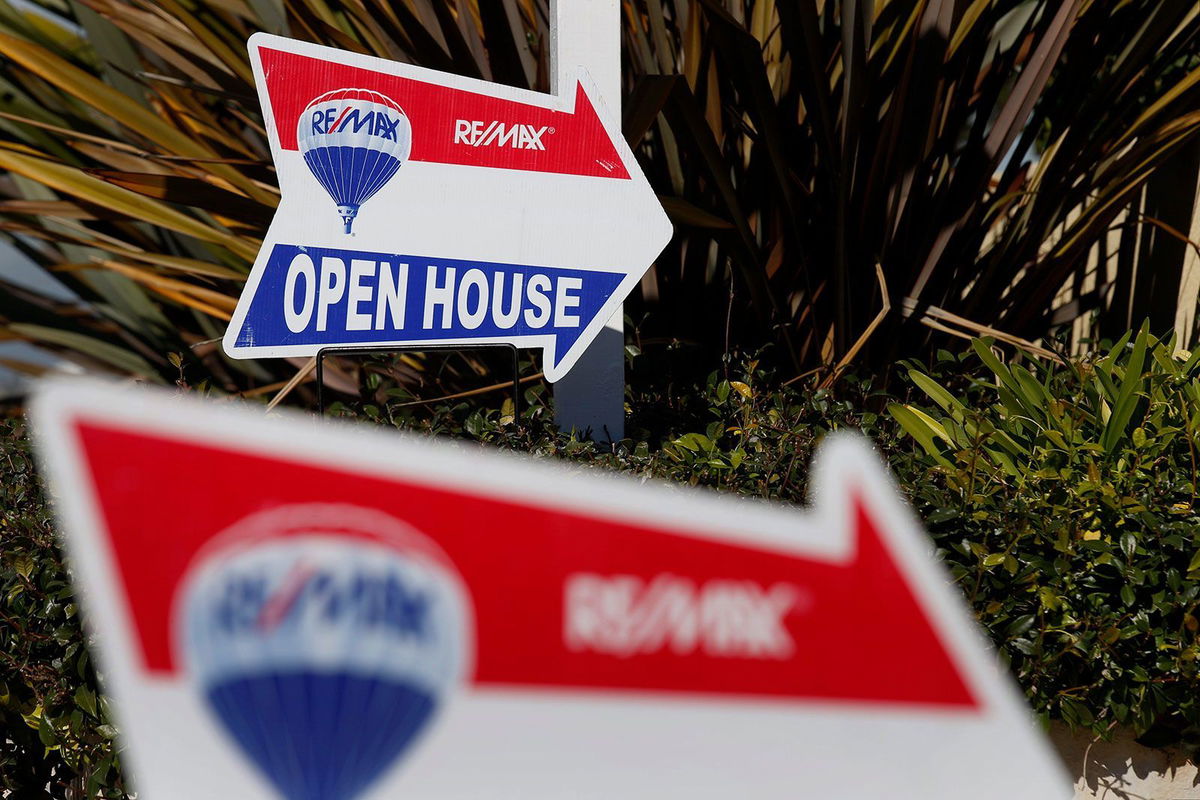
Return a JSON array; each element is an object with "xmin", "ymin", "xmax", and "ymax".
[{"xmin": 336, "ymin": 204, "xmax": 359, "ymax": 234}]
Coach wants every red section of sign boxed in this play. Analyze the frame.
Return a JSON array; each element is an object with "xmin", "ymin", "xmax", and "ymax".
[
  {"xmin": 71, "ymin": 419, "xmax": 976, "ymax": 709},
  {"xmin": 258, "ymin": 47, "xmax": 629, "ymax": 180}
]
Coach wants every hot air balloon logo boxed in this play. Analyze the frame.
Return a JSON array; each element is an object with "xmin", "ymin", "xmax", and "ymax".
[
  {"xmin": 176, "ymin": 505, "xmax": 469, "ymax": 800},
  {"xmin": 296, "ymin": 89, "xmax": 413, "ymax": 234}
]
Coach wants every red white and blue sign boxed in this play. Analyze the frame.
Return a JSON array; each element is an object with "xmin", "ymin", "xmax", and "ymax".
[
  {"xmin": 31, "ymin": 380, "xmax": 1070, "ymax": 799},
  {"xmin": 222, "ymin": 34, "xmax": 671, "ymax": 381}
]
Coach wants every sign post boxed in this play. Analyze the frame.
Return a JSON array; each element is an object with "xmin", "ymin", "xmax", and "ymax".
[
  {"xmin": 33, "ymin": 379, "xmax": 1071, "ymax": 799},
  {"xmin": 550, "ymin": 0, "xmax": 627, "ymax": 441},
  {"xmin": 222, "ymin": 34, "xmax": 670, "ymax": 386}
]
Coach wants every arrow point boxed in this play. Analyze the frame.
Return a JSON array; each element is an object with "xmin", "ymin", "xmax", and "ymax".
[
  {"xmin": 850, "ymin": 491, "xmax": 980, "ymax": 708},
  {"xmin": 810, "ymin": 433, "xmax": 897, "ymax": 512},
  {"xmin": 810, "ymin": 433, "xmax": 980, "ymax": 709},
  {"xmin": 570, "ymin": 80, "xmax": 630, "ymax": 180}
]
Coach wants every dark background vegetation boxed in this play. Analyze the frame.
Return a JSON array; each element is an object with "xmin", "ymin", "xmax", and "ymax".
[{"xmin": 0, "ymin": 1, "xmax": 1198, "ymax": 390}]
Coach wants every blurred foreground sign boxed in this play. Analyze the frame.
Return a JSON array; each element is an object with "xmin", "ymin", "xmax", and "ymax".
[
  {"xmin": 31, "ymin": 381, "xmax": 1070, "ymax": 799},
  {"xmin": 222, "ymin": 34, "xmax": 670, "ymax": 381}
]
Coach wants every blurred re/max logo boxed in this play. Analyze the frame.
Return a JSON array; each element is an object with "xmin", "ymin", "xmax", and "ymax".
[
  {"xmin": 209, "ymin": 567, "xmax": 431, "ymax": 637},
  {"xmin": 564, "ymin": 572, "xmax": 806, "ymax": 660}
]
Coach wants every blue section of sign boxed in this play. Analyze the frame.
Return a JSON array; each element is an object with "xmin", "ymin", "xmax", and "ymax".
[
  {"xmin": 234, "ymin": 244, "xmax": 624, "ymax": 367},
  {"xmin": 207, "ymin": 671, "xmax": 435, "ymax": 800}
]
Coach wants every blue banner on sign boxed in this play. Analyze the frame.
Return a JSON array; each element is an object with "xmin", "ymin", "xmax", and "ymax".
[{"xmin": 233, "ymin": 244, "xmax": 624, "ymax": 367}]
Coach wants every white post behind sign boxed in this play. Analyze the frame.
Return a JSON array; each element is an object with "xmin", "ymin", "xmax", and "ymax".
[{"xmin": 551, "ymin": 0, "xmax": 626, "ymax": 441}]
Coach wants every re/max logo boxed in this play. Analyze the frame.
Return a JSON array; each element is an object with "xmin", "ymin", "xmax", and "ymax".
[
  {"xmin": 454, "ymin": 120, "xmax": 550, "ymax": 150},
  {"xmin": 311, "ymin": 107, "xmax": 401, "ymax": 141},
  {"xmin": 211, "ymin": 566, "xmax": 431, "ymax": 638}
]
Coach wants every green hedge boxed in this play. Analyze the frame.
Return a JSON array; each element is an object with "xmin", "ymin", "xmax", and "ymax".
[
  {"xmin": 0, "ymin": 415, "xmax": 124, "ymax": 798},
  {"xmin": 7, "ymin": 336, "xmax": 1200, "ymax": 795},
  {"xmin": 890, "ymin": 327, "xmax": 1200, "ymax": 749}
]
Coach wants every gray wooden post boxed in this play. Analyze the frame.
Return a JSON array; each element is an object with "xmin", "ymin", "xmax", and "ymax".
[{"xmin": 550, "ymin": 0, "xmax": 626, "ymax": 442}]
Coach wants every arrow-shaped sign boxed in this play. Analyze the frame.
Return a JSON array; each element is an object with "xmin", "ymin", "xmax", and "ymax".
[
  {"xmin": 258, "ymin": 45, "xmax": 627, "ymax": 178},
  {"xmin": 223, "ymin": 35, "xmax": 671, "ymax": 380},
  {"xmin": 32, "ymin": 379, "xmax": 1071, "ymax": 799},
  {"xmin": 65, "ymin": 419, "xmax": 974, "ymax": 706}
]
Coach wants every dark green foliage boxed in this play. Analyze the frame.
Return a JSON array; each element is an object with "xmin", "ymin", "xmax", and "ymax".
[
  {"xmin": 625, "ymin": 1, "xmax": 1200, "ymax": 369},
  {"xmin": 891, "ymin": 328, "xmax": 1200, "ymax": 748},
  {"xmin": 0, "ymin": 416, "xmax": 124, "ymax": 799}
]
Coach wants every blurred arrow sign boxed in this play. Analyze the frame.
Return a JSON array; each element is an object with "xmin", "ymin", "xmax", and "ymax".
[
  {"xmin": 223, "ymin": 34, "xmax": 670, "ymax": 381},
  {"xmin": 32, "ymin": 379, "xmax": 1071, "ymax": 799}
]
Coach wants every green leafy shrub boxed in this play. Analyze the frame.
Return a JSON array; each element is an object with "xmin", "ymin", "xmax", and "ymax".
[
  {"xmin": 323, "ymin": 350, "xmax": 895, "ymax": 498},
  {"xmin": 890, "ymin": 327, "xmax": 1200, "ymax": 747},
  {"xmin": 0, "ymin": 415, "xmax": 125, "ymax": 798}
]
